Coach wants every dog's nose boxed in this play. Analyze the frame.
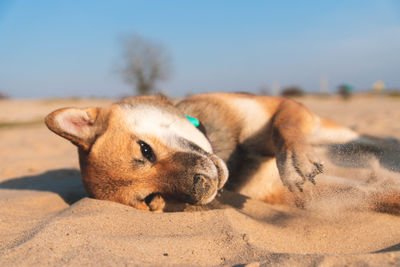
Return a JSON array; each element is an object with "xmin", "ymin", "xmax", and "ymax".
[{"xmin": 191, "ymin": 174, "xmax": 215, "ymax": 204}]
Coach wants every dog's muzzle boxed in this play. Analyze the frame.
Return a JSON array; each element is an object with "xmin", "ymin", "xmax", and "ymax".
[
  {"xmin": 190, "ymin": 154, "xmax": 228, "ymax": 205},
  {"xmin": 176, "ymin": 152, "xmax": 228, "ymax": 205}
]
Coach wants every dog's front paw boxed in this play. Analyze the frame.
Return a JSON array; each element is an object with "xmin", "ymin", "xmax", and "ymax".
[
  {"xmin": 130, "ymin": 193, "xmax": 166, "ymax": 212},
  {"xmin": 276, "ymin": 146, "xmax": 324, "ymax": 192},
  {"xmin": 144, "ymin": 193, "xmax": 166, "ymax": 213}
]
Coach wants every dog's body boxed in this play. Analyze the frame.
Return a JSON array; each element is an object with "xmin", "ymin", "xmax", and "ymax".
[
  {"xmin": 176, "ymin": 93, "xmax": 359, "ymax": 202},
  {"xmin": 46, "ymin": 93, "xmax": 373, "ymax": 212}
]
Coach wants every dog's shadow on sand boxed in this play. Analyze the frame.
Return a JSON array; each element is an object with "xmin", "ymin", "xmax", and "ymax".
[
  {"xmin": 0, "ymin": 169, "xmax": 87, "ymax": 205},
  {"xmin": 375, "ymin": 243, "xmax": 400, "ymax": 253},
  {"xmin": 326, "ymin": 135, "xmax": 400, "ymax": 172}
]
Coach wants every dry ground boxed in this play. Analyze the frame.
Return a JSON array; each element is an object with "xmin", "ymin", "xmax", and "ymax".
[{"xmin": 0, "ymin": 95, "xmax": 400, "ymax": 266}]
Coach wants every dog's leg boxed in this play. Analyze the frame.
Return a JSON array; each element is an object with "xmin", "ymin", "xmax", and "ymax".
[
  {"xmin": 270, "ymin": 99, "xmax": 324, "ymax": 192},
  {"xmin": 310, "ymin": 117, "xmax": 360, "ymax": 145}
]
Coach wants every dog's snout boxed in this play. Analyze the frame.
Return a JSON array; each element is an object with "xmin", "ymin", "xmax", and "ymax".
[
  {"xmin": 170, "ymin": 151, "xmax": 227, "ymax": 205},
  {"xmin": 190, "ymin": 174, "xmax": 215, "ymax": 204},
  {"xmin": 193, "ymin": 174, "xmax": 212, "ymax": 193}
]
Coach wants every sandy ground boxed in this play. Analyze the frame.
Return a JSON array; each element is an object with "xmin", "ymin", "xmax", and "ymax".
[{"xmin": 0, "ymin": 95, "xmax": 400, "ymax": 266}]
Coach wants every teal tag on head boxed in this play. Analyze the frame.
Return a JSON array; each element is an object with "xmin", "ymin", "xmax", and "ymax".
[{"xmin": 185, "ymin": 115, "xmax": 200, "ymax": 127}]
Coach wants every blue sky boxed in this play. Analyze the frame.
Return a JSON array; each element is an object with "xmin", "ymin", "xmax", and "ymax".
[{"xmin": 0, "ymin": 0, "xmax": 399, "ymax": 98}]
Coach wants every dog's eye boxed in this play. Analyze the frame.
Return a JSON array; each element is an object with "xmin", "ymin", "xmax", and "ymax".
[{"xmin": 138, "ymin": 141, "xmax": 156, "ymax": 163}]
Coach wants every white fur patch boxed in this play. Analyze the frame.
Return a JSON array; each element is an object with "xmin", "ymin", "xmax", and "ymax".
[
  {"xmin": 229, "ymin": 98, "xmax": 270, "ymax": 142},
  {"xmin": 119, "ymin": 104, "xmax": 213, "ymax": 153},
  {"xmin": 311, "ymin": 118, "xmax": 359, "ymax": 144}
]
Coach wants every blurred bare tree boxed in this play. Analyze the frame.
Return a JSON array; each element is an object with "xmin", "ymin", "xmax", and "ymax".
[
  {"xmin": 0, "ymin": 91, "xmax": 8, "ymax": 99},
  {"xmin": 118, "ymin": 34, "xmax": 172, "ymax": 95}
]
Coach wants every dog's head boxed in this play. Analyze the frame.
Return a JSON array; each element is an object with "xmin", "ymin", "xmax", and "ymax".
[{"xmin": 45, "ymin": 95, "xmax": 228, "ymax": 211}]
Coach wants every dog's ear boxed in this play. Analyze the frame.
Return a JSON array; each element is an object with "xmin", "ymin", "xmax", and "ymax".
[{"xmin": 45, "ymin": 107, "xmax": 101, "ymax": 151}]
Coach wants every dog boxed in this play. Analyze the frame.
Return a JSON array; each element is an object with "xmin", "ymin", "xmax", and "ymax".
[{"xmin": 45, "ymin": 93, "xmax": 396, "ymax": 212}]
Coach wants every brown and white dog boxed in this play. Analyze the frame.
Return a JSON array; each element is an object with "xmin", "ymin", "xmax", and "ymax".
[{"xmin": 45, "ymin": 93, "xmax": 382, "ymax": 212}]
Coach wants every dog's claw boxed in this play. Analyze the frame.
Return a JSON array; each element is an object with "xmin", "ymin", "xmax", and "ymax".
[
  {"xmin": 286, "ymin": 184, "xmax": 294, "ymax": 193},
  {"xmin": 295, "ymin": 183, "xmax": 303, "ymax": 192},
  {"xmin": 314, "ymin": 162, "xmax": 324, "ymax": 173}
]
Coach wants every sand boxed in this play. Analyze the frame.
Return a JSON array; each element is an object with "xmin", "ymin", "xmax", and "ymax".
[{"xmin": 0, "ymin": 95, "xmax": 400, "ymax": 266}]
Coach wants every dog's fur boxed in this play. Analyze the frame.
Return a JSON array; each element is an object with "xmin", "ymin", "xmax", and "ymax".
[{"xmin": 46, "ymin": 92, "xmax": 390, "ymax": 212}]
